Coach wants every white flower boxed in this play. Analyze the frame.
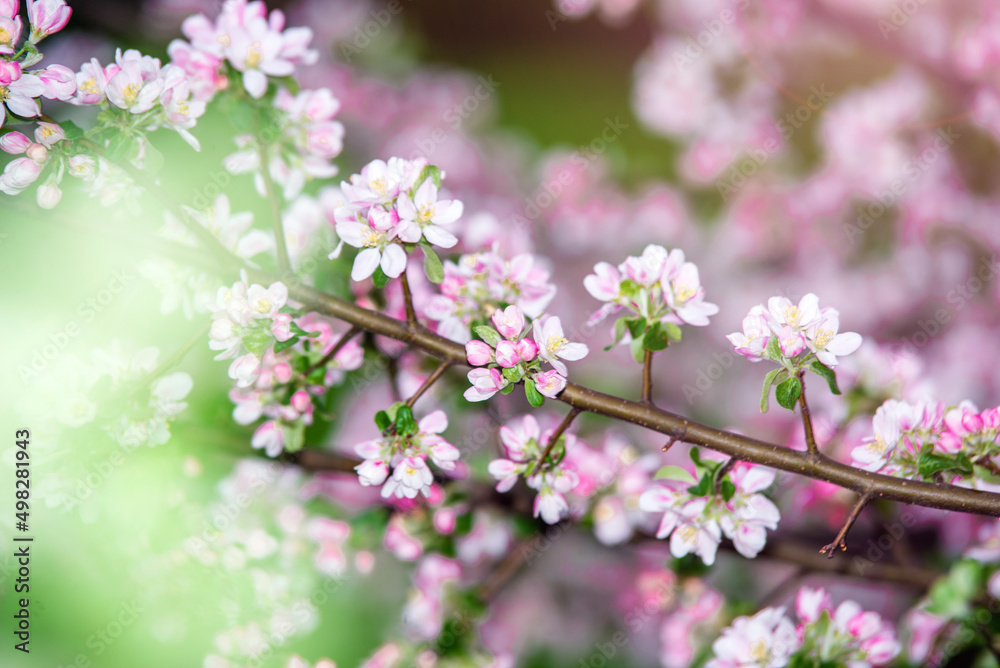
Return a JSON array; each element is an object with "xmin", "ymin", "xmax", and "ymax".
[{"xmin": 533, "ymin": 315, "xmax": 588, "ymax": 375}]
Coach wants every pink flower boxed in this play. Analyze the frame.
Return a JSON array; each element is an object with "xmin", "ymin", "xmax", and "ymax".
[
  {"xmin": 382, "ymin": 456, "xmax": 434, "ymax": 499},
  {"xmin": 707, "ymin": 607, "xmax": 799, "ymax": 668},
  {"xmin": 794, "ymin": 587, "xmax": 831, "ymax": 625},
  {"xmin": 584, "ymin": 261, "xmax": 622, "ymax": 301},
  {"xmin": 0, "ymin": 61, "xmax": 43, "ymax": 124},
  {"xmin": 533, "ymin": 487, "xmax": 569, "ymax": 524},
  {"xmin": 36, "ymin": 65, "xmax": 76, "ymax": 100},
  {"xmin": 271, "ymin": 313, "xmax": 293, "ymax": 341},
  {"xmin": 106, "ymin": 59, "xmax": 164, "ymax": 114},
  {"xmin": 246, "ymin": 281, "xmax": 288, "ymax": 319},
  {"xmin": 251, "ymin": 420, "xmax": 284, "ymax": 457},
  {"xmin": 804, "ymin": 308, "xmax": 862, "ymax": 366},
  {"xmin": 228, "ymin": 352, "xmax": 262, "ymax": 388},
  {"xmin": 621, "ymin": 244, "xmax": 670, "ymax": 287},
  {"xmin": 516, "ymin": 338, "xmax": 539, "ymax": 361},
  {"xmin": 0, "ymin": 12, "xmax": 22, "ymax": 55},
  {"xmin": 26, "ymin": 0, "xmax": 71, "ymax": 42},
  {"xmin": 396, "ymin": 179, "xmax": 462, "ymax": 248},
  {"xmin": 463, "ymin": 367, "xmax": 508, "ymax": 402},
  {"xmin": 355, "ymin": 458, "xmax": 389, "ymax": 487},
  {"xmin": 71, "ymin": 58, "xmax": 118, "ymax": 106},
  {"xmin": 662, "ymin": 260, "xmax": 719, "ymax": 326},
  {"xmin": 334, "ymin": 220, "xmax": 408, "ymax": 281},
  {"xmin": 494, "ymin": 340, "xmax": 520, "ymax": 368},
  {"xmin": 533, "ymin": 315, "xmax": 588, "ymax": 375},
  {"xmin": 491, "ymin": 305, "xmax": 525, "ymax": 340},
  {"xmin": 465, "ymin": 340, "xmax": 493, "ymax": 366},
  {"xmin": 727, "ymin": 305, "xmax": 770, "ymax": 361},
  {"xmin": 0, "ymin": 157, "xmax": 43, "ymax": 195},
  {"xmin": 533, "ymin": 369, "xmax": 567, "ymax": 398},
  {"xmin": 776, "ymin": 325, "xmax": 806, "ymax": 357}
]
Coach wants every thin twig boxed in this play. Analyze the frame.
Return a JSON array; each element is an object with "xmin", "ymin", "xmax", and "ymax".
[
  {"xmin": 399, "ymin": 267, "xmax": 417, "ymax": 327},
  {"xmin": 641, "ymin": 349, "xmax": 654, "ymax": 404},
  {"xmin": 256, "ymin": 143, "xmax": 292, "ymax": 275},
  {"xmin": 820, "ymin": 492, "xmax": 872, "ymax": 557},
  {"xmin": 306, "ymin": 326, "xmax": 360, "ymax": 376},
  {"xmin": 714, "ymin": 457, "xmax": 738, "ymax": 494},
  {"xmin": 405, "ymin": 360, "xmax": 452, "ymax": 408},
  {"xmin": 531, "ymin": 407, "xmax": 582, "ymax": 476},
  {"xmin": 798, "ymin": 371, "xmax": 819, "ymax": 458}
]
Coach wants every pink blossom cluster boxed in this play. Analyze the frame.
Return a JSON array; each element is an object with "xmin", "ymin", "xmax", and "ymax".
[
  {"xmin": 464, "ymin": 305, "xmax": 587, "ymax": 403},
  {"xmin": 639, "ymin": 458, "xmax": 780, "ymax": 565},
  {"xmin": 170, "ymin": 0, "xmax": 317, "ymax": 99},
  {"xmin": 0, "ymin": 121, "xmax": 87, "ymax": 207},
  {"xmin": 487, "ymin": 414, "xmax": 582, "ymax": 524},
  {"xmin": 353, "ymin": 409, "xmax": 461, "ymax": 500},
  {"xmin": 402, "ymin": 554, "xmax": 462, "ymax": 640},
  {"xmin": 425, "ymin": 248, "xmax": 556, "ymax": 343},
  {"xmin": 585, "ymin": 243, "xmax": 718, "ymax": 337},
  {"xmin": 728, "ymin": 294, "xmax": 863, "ymax": 368},
  {"xmin": 331, "ymin": 157, "xmax": 463, "ymax": 281},
  {"xmin": 851, "ymin": 398, "xmax": 1000, "ymax": 483},
  {"xmin": 231, "ymin": 316, "xmax": 364, "ymax": 458}
]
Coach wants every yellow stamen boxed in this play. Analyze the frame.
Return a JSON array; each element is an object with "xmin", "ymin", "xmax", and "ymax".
[
  {"xmin": 122, "ymin": 83, "xmax": 141, "ymax": 107},
  {"xmin": 813, "ymin": 329, "xmax": 834, "ymax": 349},
  {"xmin": 362, "ymin": 230, "xmax": 384, "ymax": 248},
  {"xmin": 673, "ymin": 283, "xmax": 696, "ymax": 303},
  {"xmin": 547, "ymin": 335, "xmax": 568, "ymax": 354},
  {"xmin": 80, "ymin": 78, "xmax": 99, "ymax": 95},
  {"xmin": 254, "ymin": 298, "xmax": 272, "ymax": 314},
  {"xmin": 245, "ymin": 41, "xmax": 263, "ymax": 69},
  {"xmin": 783, "ymin": 305, "xmax": 801, "ymax": 327},
  {"xmin": 750, "ymin": 639, "xmax": 768, "ymax": 662}
]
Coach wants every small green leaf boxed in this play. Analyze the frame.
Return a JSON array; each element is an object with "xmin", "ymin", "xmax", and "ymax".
[
  {"xmin": 654, "ymin": 465, "xmax": 697, "ymax": 485},
  {"xmin": 643, "ymin": 321, "xmax": 669, "ymax": 351},
  {"xmin": 720, "ymin": 479, "xmax": 736, "ymax": 502},
  {"xmin": 501, "ymin": 366, "xmax": 523, "ymax": 384},
  {"xmin": 422, "ymin": 244, "xmax": 444, "ymax": 284},
  {"xmin": 810, "ymin": 360, "xmax": 841, "ymax": 395},
  {"xmin": 394, "ymin": 405, "xmax": 418, "ymax": 436},
  {"xmin": 663, "ymin": 322, "xmax": 683, "ymax": 342},
  {"xmin": 385, "ymin": 402, "xmax": 403, "ymax": 423},
  {"xmin": 499, "ymin": 383, "xmax": 515, "ymax": 395},
  {"xmin": 630, "ymin": 334, "xmax": 646, "ymax": 364},
  {"xmin": 689, "ymin": 447, "xmax": 705, "ymax": 469},
  {"xmin": 605, "ymin": 316, "xmax": 632, "ymax": 351},
  {"xmin": 687, "ymin": 473, "xmax": 712, "ymax": 497},
  {"xmin": 413, "ymin": 164, "xmax": 442, "ymax": 192},
  {"xmin": 272, "ymin": 335, "xmax": 299, "ymax": 353},
  {"xmin": 764, "ymin": 336, "xmax": 782, "ymax": 361},
  {"xmin": 759, "ymin": 368, "xmax": 784, "ymax": 414},
  {"xmin": 525, "ymin": 379, "xmax": 545, "ymax": 408},
  {"xmin": 105, "ymin": 133, "xmax": 134, "ymax": 163},
  {"xmin": 473, "ymin": 326, "xmax": 502, "ymax": 347},
  {"xmin": 775, "ymin": 376, "xmax": 802, "ymax": 411},
  {"xmin": 372, "ymin": 265, "xmax": 390, "ymax": 288},
  {"xmin": 374, "ymin": 410, "xmax": 392, "ymax": 433},
  {"xmin": 58, "ymin": 120, "xmax": 84, "ymax": 141},
  {"xmin": 626, "ymin": 317, "xmax": 647, "ymax": 339}
]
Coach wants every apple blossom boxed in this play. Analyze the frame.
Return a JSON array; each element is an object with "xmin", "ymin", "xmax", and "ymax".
[
  {"xmin": 532, "ymin": 315, "xmax": 588, "ymax": 375},
  {"xmin": 706, "ymin": 607, "xmax": 800, "ymax": 668},
  {"xmin": 26, "ymin": 0, "xmax": 71, "ymax": 42}
]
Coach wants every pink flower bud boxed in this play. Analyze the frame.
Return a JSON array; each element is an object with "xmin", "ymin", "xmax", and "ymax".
[
  {"xmin": 228, "ymin": 353, "xmax": 262, "ymax": 388},
  {"xmin": 273, "ymin": 362, "xmax": 293, "ymax": 384},
  {"xmin": 27, "ymin": 0, "xmax": 72, "ymax": 42},
  {"xmin": 271, "ymin": 312, "xmax": 294, "ymax": 341},
  {"xmin": 25, "ymin": 143, "xmax": 47, "ymax": 163},
  {"xmin": 777, "ymin": 326, "xmax": 805, "ymax": 357},
  {"xmin": 795, "ymin": 587, "xmax": 831, "ymax": 624},
  {"xmin": 491, "ymin": 305, "xmax": 525, "ymax": 340},
  {"xmin": 35, "ymin": 181, "xmax": 61, "ymax": 209},
  {"xmin": 291, "ymin": 389, "xmax": 312, "ymax": 413},
  {"xmin": 36, "ymin": 65, "xmax": 76, "ymax": 100},
  {"xmin": 515, "ymin": 338, "xmax": 538, "ymax": 361},
  {"xmin": 433, "ymin": 508, "xmax": 457, "ymax": 534},
  {"xmin": 983, "ymin": 407, "xmax": 1000, "ymax": 430},
  {"xmin": 251, "ymin": 420, "xmax": 284, "ymax": 457},
  {"xmin": 465, "ymin": 340, "xmax": 493, "ymax": 366},
  {"xmin": 494, "ymin": 340, "xmax": 520, "ymax": 368},
  {"xmin": 534, "ymin": 369, "xmax": 567, "ymax": 398},
  {"xmin": 0, "ymin": 131, "xmax": 31, "ymax": 155},
  {"xmin": 962, "ymin": 412, "xmax": 984, "ymax": 433},
  {"xmin": 0, "ymin": 157, "xmax": 42, "ymax": 194},
  {"xmin": 0, "ymin": 1, "xmax": 19, "ymax": 21}
]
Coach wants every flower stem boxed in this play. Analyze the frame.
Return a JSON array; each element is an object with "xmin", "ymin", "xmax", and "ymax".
[
  {"xmin": 798, "ymin": 371, "xmax": 819, "ymax": 458},
  {"xmin": 399, "ymin": 266, "xmax": 417, "ymax": 327},
  {"xmin": 306, "ymin": 325, "xmax": 360, "ymax": 376},
  {"xmin": 256, "ymin": 143, "xmax": 292, "ymax": 275},
  {"xmin": 531, "ymin": 407, "xmax": 582, "ymax": 476},
  {"xmin": 405, "ymin": 360, "xmax": 452, "ymax": 409},
  {"xmin": 642, "ymin": 348, "xmax": 654, "ymax": 404}
]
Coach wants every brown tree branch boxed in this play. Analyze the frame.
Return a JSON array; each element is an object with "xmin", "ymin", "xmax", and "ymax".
[
  {"xmin": 531, "ymin": 407, "xmax": 583, "ymax": 476},
  {"xmin": 797, "ymin": 371, "xmax": 820, "ymax": 458},
  {"xmin": 820, "ymin": 492, "xmax": 872, "ymax": 557},
  {"xmin": 405, "ymin": 360, "xmax": 452, "ymax": 409},
  {"xmin": 641, "ymin": 349, "xmax": 654, "ymax": 404}
]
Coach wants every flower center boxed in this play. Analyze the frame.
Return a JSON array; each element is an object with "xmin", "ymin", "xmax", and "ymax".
[
  {"xmin": 370, "ymin": 177, "xmax": 388, "ymax": 195},
  {"xmin": 245, "ymin": 42, "xmax": 263, "ymax": 68},
  {"xmin": 750, "ymin": 638, "xmax": 768, "ymax": 662},
  {"xmin": 783, "ymin": 305, "xmax": 801, "ymax": 327},
  {"xmin": 80, "ymin": 78, "xmax": 99, "ymax": 95},
  {"xmin": 176, "ymin": 99, "xmax": 190, "ymax": 116},
  {"xmin": 418, "ymin": 204, "xmax": 435, "ymax": 222},
  {"xmin": 547, "ymin": 336, "xmax": 568, "ymax": 354},
  {"xmin": 39, "ymin": 125, "xmax": 55, "ymax": 139},
  {"xmin": 0, "ymin": 85, "xmax": 8, "ymax": 103},
  {"xmin": 362, "ymin": 230, "xmax": 384, "ymax": 248},
  {"xmin": 405, "ymin": 466, "xmax": 417, "ymax": 476},
  {"xmin": 0, "ymin": 27, "xmax": 11, "ymax": 46},
  {"xmin": 673, "ymin": 283, "xmax": 696, "ymax": 303},
  {"xmin": 122, "ymin": 83, "xmax": 141, "ymax": 107},
  {"xmin": 813, "ymin": 329, "xmax": 834, "ymax": 349},
  {"xmin": 865, "ymin": 437, "xmax": 888, "ymax": 455},
  {"xmin": 677, "ymin": 525, "xmax": 698, "ymax": 543}
]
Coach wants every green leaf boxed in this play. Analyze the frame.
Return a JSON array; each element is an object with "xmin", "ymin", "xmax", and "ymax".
[
  {"xmin": 764, "ymin": 336, "xmax": 782, "ymax": 361},
  {"xmin": 414, "ymin": 164, "xmax": 442, "ymax": 192},
  {"xmin": 499, "ymin": 383, "xmax": 515, "ymax": 395},
  {"xmin": 374, "ymin": 410, "xmax": 392, "ymax": 433},
  {"xmin": 630, "ymin": 334, "xmax": 646, "ymax": 364},
  {"xmin": 104, "ymin": 133, "xmax": 134, "ymax": 163},
  {"xmin": 918, "ymin": 451, "xmax": 961, "ymax": 479},
  {"xmin": 422, "ymin": 244, "xmax": 444, "ymax": 284},
  {"xmin": 372, "ymin": 265, "xmax": 390, "ymax": 289},
  {"xmin": 501, "ymin": 366, "xmax": 523, "ymax": 384},
  {"xmin": 759, "ymin": 368, "xmax": 784, "ymax": 413},
  {"xmin": 58, "ymin": 120, "xmax": 84, "ymax": 141},
  {"xmin": 809, "ymin": 360, "xmax": 841, "ymax": 395},
  {"xmin": 272, "ymin": 335, "xmax": 299, "ymax": 353},
  {"xmin": 720, "ymin": 479, "xmax": 737, "ymax": 502},
  {"xmin": 284, "ymin": 421, "xmax": 305, "ymax": 453},
  {"xmin": 394, "ymin": 405, "xmax": 418, "ymax": 436},
  {"xmin": 687, "ymin": 473, "xmax": 712, "ymax": 497},
  {"xmin": 473, "ymin": 326, "xmax": 502, "ymax": 347},
  {"xmin": 525, "ymin": 379, "xmax": 545, "ymax": 408},
  {"xmin": 653, "ymin": 465, "xmax": 697, "ymax": 485},
  {"xmin": 643, "ymin": 321, "xmax": 669, "ymax": 351},
  {"xmin": 605, "ymin": 316, "xmax": 632, "ymax": 351},
  {"xmin": 626, "ymin": 317, "xmax": 647, "ymax": 339},
  {"xmin": 663, "ymin": 322, "xmax": 683, "ymax": 342},
  {"xmin": 775, "ymin": 376, "xmax": 802, "ymax": 411}
]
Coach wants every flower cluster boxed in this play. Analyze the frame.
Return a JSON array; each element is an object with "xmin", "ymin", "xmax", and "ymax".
[
  {"xmin": 487, "ymin": 414, "xmax": 581, "ymax": 524},
  {"xmin": 354, "ymin": 408, "xmax": 461, "ymax": 500},
  {"xmin": 0, "ymin": 1, "xmax": 73, "ymax": 116},
  {"xmin": 225, "ymin": 86, "xmax": 345, "ymax": 201},
  {"xmin": 170, "ymin": 0, "xmax": 317, "ymax": 99},
  {"xmin": 209, "ymin": 275, "xmax": 293, "ymax": 388},
  {"xmin": 639, "ymin": 454, "xmax": 780, "ymax": 565},
  {"xmin": 851, "ymin": 398, "xmax": 1000, "ymax": 482},
  {"xmin": 728, "ymin": 294, "xmax": 862, "ymax": 412},
  {"xmin": 0, "ymin": 121, "xmax": 87, "ymax": 207},
  {"xmin": 708, "ymin": 587, "xmax": 900, "ymax": 667},
  {"xmin": 585, "ymin": 244, "xmax": 718, "ymax": 358},
  {"xmin": 424, "ymin": 248, "xmax": 557, "ymax": 343},
  {"xmin": 401, "ymin": 554, "xmax": 462, "ymax": 640},
  {"xmin": 332, "ymin": 158, "xmax": 462, "ymax": 282},
  {"xmin": 463, "ymin": 305, "xmax": 587, "ymax": 404}
]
